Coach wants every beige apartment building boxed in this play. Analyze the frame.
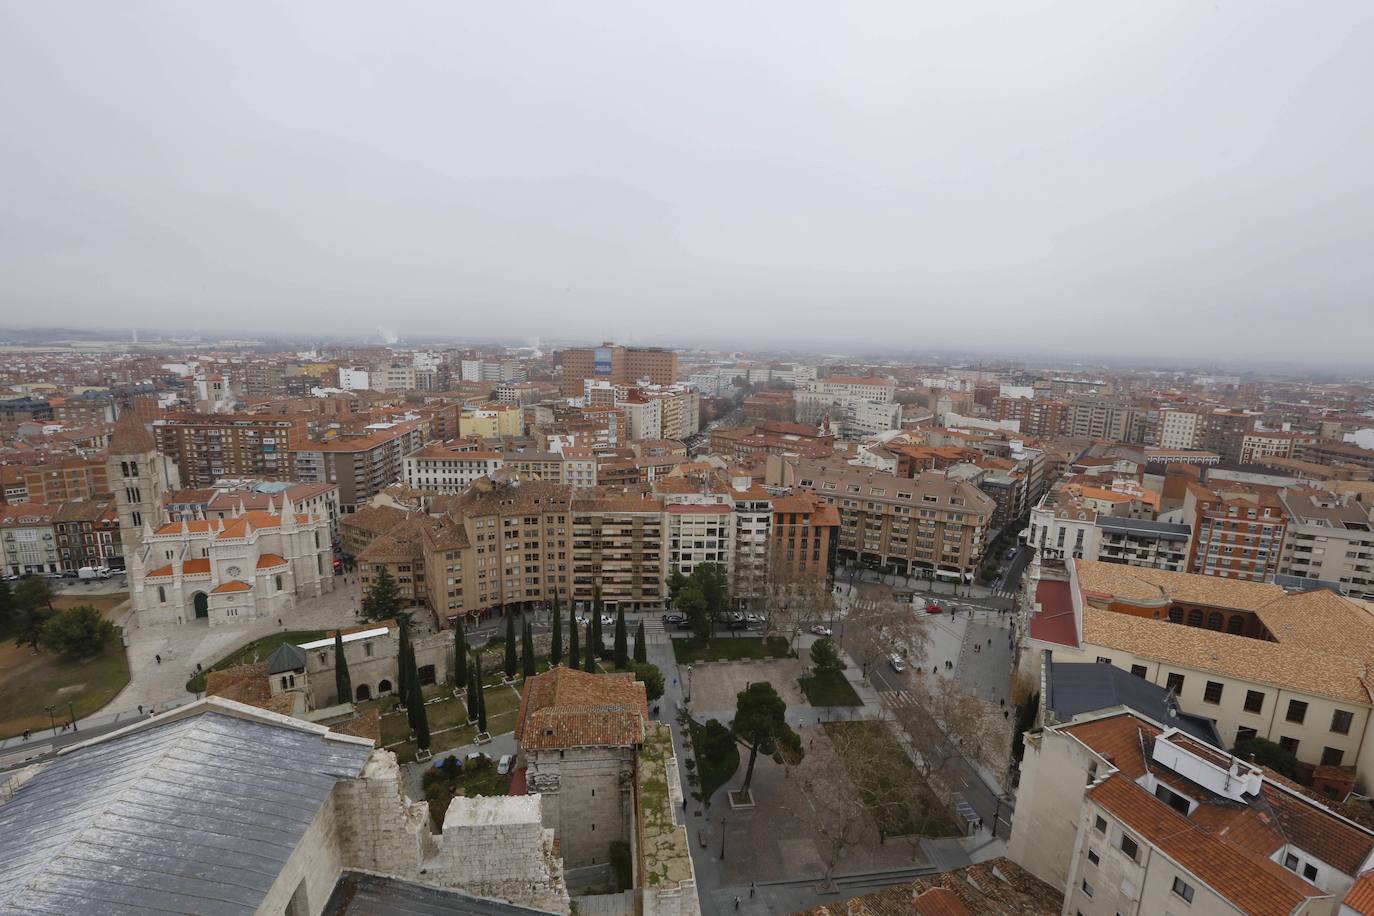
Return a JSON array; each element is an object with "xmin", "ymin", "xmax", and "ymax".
[
  {"xmin": 571, "ymin": 491, "xmax": 666, "ymax": 611},
  {"xmin": 775, "ymin": 457, "xmax": 992, "ymax": 580},
  {"xmin": 1279, "ymin": 488, "xmax": 1374, "ymax": 598},
  {"xmin": 1010, "ymin": 709, "xmax": 1374, "ymax": 916},
  {"xmin": 155, "ymin": 413, "xmax": 308, "ymax": 486},
  {"xmin": 292, "ymin": 421, "xmax": 425, "ymax": 512}
]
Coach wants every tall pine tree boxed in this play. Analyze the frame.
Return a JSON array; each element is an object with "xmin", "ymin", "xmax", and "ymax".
[
  {"xmin": 613, "ymin": 606, "xmax": 628, "ymax": 668},
  {"xmin": 550, "ymin": 594, "xmax": 563, "ymax": 666},
  {"xmin": 475, "ymin": 654, "xmax": 488, "ymax": 734},
  {"xmin": 504, "ymin": 612, "xmax": 518, "ymax": 680},
  {"xmin": 397, "ymin": 620, "xmax": 412, "ymax": 707},
  {"xmin": 522, "ymin": 620, "xmax": 536, "ymax": 679},
  {"xmin": 361, "ymin": 566, "xmax": 401, "ymax": 621},
  {"xmin": 453, "ymin": 618, "xmax": 467, "ymax": 690},
  {"xmin": 334, "ymin": 630, "xmax": 352, "ymax": 705},
  {"xmin": 466, "ymin": 660, "xmax": 478, "ymax": 723},
  {"xmin": 634, "ymin": 620, "xmax": 647, "ymax": 664},
  {"xmin": 568, "ymin": 605, "xmax": 580, "ymax": 669},
  {"xmin": 583, "ymin": 620, "xmax": 596, "ymax": 673},
  {"xmin": 408, "ymin": 648, "xmax": 430, "ymax": 750}
]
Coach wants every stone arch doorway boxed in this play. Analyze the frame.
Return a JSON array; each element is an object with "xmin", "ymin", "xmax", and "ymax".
[
  {"xmin": 356, "ymin": 684, "xmax": 372, "ymax": 702},
  {"xmin": 193, "ymin": 592, "xmax": 209, "ymax": 620},
  {"xmin": 377, "ymin": 679, "xmax": 393, "ymax": 695}
]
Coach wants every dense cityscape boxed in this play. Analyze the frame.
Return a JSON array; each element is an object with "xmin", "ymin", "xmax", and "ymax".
[{"xmin": 4, "ymin": 2, "xmax": 1373, "ymax": 914}]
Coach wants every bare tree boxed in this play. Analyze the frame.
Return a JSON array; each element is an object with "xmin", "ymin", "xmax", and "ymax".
[
  {"xmin": 888, "ymin": 671, "xmax": 998, "ymax": 791},
  {"xmin": 761, "ymin": 551, "xmax": 836, "ymax": 649},
  {"xmin": 793, "ymin": 725, "xmax": 878, "ymax": 892},
  {"xmin": 843, "ymin": 585, "xmax": 929, "ymax": 680}
]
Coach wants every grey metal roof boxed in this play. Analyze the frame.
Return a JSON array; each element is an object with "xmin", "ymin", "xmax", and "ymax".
[
  {"xmin": 1095, "ymin": 516, "xmax": 1192, "ymax": 539},
  {"xmin": 1045, "ymin": 661, "xmax": 1224, "ymax": 748},
  {"xmin": 1273, "ymin": 574, "xmax": 1346, "ymax": 595},
  {"xmin": 324, "ymin": 872, "xmax": 556, "ymax": 916},
  {"xmin": 0, "ymin": 709, "xmax": 372, "ymax": 915},
  {"xmin": 266, "ymin": 642, "xmax": 308, "ymax": 674}
]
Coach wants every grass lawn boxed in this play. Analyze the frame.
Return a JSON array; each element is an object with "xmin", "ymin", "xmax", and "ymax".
[
  {"xmin": 52, "ymin": 593, "xmax": 129, "ymax": 618},
  {"xmin": 0, "ymin": 629, "xmax": 131, "ymax": 739},
  {"xmin": 824, "ymin": 721, "xmax": 959, "ymax": 838},
  {"xmin": 672, "ymin": 636, "xmax": 793, "ymax": 664},
  {"xmin": 687, "ymin": 717, "xmax": 740, "ymax": 803},
  {"xmin": 799, "ymin": 671, "xmax": 863, "ymax": 707},
  {"xmin": 185, "ymin": 629, "xmax": 327, "ymax": 693}
]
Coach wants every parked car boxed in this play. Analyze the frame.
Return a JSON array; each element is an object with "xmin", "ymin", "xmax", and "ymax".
[
  {"xmin": 888, "ymin": 654, "xmax": 907, "ymax": 673},
  {"xmin": 465, "ymin": 752, "xmax": 489, "ymax": 767},
  {"xmin": 601, "ymin": 614, "xmax": 615, "ymax": 626},
  {"xmin": 497, "ymin": 754, "xmax": 514, "ymax": 775},
  {"xmin": 744, "ymin": 613, "xmax": 763, "ymax": 625},
  {"xmin": 575, "ymin": 614, "xmax": 590, "ymax": 626},
  {"xmin": 727, "ymin": 615, "xmax": 749, "ymax": 630},
  {"xmin": 662, "ymin": 613, "xmax": 685, "ymax": 625},
  {"xmin": 811, "ymin": 625, "xmax": 833, "ymax": 637}
]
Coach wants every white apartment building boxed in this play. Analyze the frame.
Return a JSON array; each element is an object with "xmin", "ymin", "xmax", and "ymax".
[
  {"xmin": 1279, "ymin": 488, "xmax": 1374, "ymax": 598},
  {"xmin": 403, "ymin": 447, "xmax": 505, "ymax": 494},
  {"xmin": 666, "ymin": 502, "xmax": 736, "ymax": 580},
  {"xmin": 843, "ymin": 399, "xmax": 903, "ymax": 438},
  {"xmin": 617, "ymin": 393, "xmax": 662, "ymax": 441},
  {"xmin": 373, "ymin": 364, "xmax": 417, "ymax": 392},
  {"xmin": 1241, "ymin": 429, "xmax": 1300, "ymax": 464},
  {"xmin": 1155, "ymin": 408, "xmax": 1203, "ymax": 450},
  {"xmin": 559, "ymin": 446, "xmax": 598, "ymax": 489},
  {"xmin": 338, "ymin": 367, "xmax": 370, "ymax": 391}
]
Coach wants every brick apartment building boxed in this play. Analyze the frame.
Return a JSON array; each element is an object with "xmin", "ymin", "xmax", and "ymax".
[
  {"xmin": 292, "ymin": 422, "xmax": 426, "ymax": 512},
  {"xmin": 560, "ymin": 343, "xmax": 678, "ymax": 396},
  {"xmin": 155, "ymin": 414, "xmax": 310, "ymax": 487},
  {"xmin": 1185, "ymin": 487, "xmax": 1288, "ymax": 582}
]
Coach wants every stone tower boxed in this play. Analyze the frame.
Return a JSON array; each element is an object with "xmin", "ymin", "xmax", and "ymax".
[{"xmin": 107, "ymin": 404, "xmax": 169, "ymax": 565}]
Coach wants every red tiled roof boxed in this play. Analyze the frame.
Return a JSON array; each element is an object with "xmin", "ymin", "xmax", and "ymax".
[
  {"xmin": 211, "ymin": 580, "xmax": 252, "ymax": 593},
  {"xmin": 1344, "ymin": 872, "xmax": 1374, "ymax": 915},
  {"xmin": 182, "ymin": 558, "xmax": 211, "ymax": 575},
  {"xmin": 516, "ymin": 667, "xmax": 648, "ymax": 750},
  {"xmin": 1028, "ymin": 579, "xmax": 1077, "ymax": 648},
  {"xmin": 256, "ymin": 553, "xmax": 287, "ymax": 569}
]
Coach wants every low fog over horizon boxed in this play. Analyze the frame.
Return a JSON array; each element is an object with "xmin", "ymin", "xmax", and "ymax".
[{"xmin": 2, "ymin": 2, "xmax": 1372, "ymax": 364}]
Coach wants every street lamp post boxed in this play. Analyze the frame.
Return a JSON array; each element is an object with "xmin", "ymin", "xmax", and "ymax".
[
  {"xmin": 686, "ymin": 665, "xmax": 693, "ymax": 703},
  {"xmin": 45, "ymin": 705, "xmax": 57, "ymax": 736},
  {"xmin": 719, "ymin": 816, "xmax": 727, "ymax": 860},
  {"xmin": 67, "ymin": 700, "xmax": 77, "ymax": 732}
]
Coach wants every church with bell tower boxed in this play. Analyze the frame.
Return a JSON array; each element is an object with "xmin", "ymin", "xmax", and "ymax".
[{"xmin": 107, "ymin": 405, "xmax": 176, "ymax": 563}]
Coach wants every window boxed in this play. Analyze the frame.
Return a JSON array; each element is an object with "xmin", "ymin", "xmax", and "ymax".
[
  {"xmin": 1303, "ymin": 863, "xmax": 1318, "ymax": 881},
  {"xmin": 1094, "ymin": 815, "xmax": 1107, "ymax": 834},
  {"xmin": 1172, "ymin": 877, "xmax": 1194, "ymax": 903},
  {"xmin": 1332, "ymin": 709, "xmax": 1354, "ymax": 735},
  {"xmin": 1081, "ymin": 879, "xmax": 1093, "ymax": 898},
  {"xmin": 1087, "ymin": 848, "xmax": 1100, "ymax": 866},
  {"xmin": 1236, "ymin": 726, "xmax": 1257, "ymax": 743},
  {"xmin": 1203, "ymin": 681, "xmax": 1223, "ymax": 704},
  {"xmin": 1286, "ymin": 700, "xmax": 1308, "ymax": 724},
  {"xmin": 1322, "ymin": 747, "xmax": 1345, "ymax": 767},
  {"xmin": 1130, "ymin": 664, "xmax": 1147, "ymax": 678},
  {"xmin": 1284, "ymin": 853, "xmax": 1298, "ymax": 870},
  {"xmin": 275, "ymin": 575, "xmax": 284, "ymax": 592},
  {"xmin": 157, "ymin": 586, "xmax": 166, "ymax": 603},
  {"xmin": 1119, "ymin": 834, "xmax": 1139, "ymax": 861},
  {"xmin": 1244, "ymin": 690, "xmax": 1264, "ymax": 714},
  {"xmin": 1155, "ymin": 784, "xmax": 1192, "ymax": 815},
  {"xmin": 1166, "ymin": 672, "xmax": 1185, "ymax": 694},
  {"xmin": 1280, "ymin": 736, "xmax": 1300, "ymax": 754}
]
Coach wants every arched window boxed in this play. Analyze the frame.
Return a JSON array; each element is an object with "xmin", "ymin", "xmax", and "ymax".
[
  {"xmin": 1227, "ymin": 615, "xmax": 1245, "ymax": 635},
  {"xmin": 275, "ymin": 575, "xmax": 283, "ymax": 592},
  {"xmin": 1206, "ymin": 612, "xmax": 1224, "ymax": 631},
  {"xmin": 1187, "ymin": 609, "xmax": 1203, "ymax": 627},
  {"xmin": 1168, "ymin": 607, "xmax": 1183, "ymax": 624},
  {"xmin": 314, "ymin": 530, "xmax": 320, "ymax": 549},
  {"xmin": 281, "ymin": 677, "xmax": 289, "ymax": 690},
  {"xmin": 157, "ymin": 586, "xmax": 166, "ymax": 603}
]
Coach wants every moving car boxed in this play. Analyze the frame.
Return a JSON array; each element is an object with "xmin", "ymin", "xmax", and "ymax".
[
  {"xmin": 925, "ymin": 601, "xmax": 943, "ymax": 614},
  {"xmin": 888, "ymin": 654, "xmax": 907, "ymax": 673},
  {"xmin": 810, "ymin": 625, "xmax": 833, "ymax": 637},
  {"xmin": 497, "ymin": 754, "xmax": 514, "ymax": 775}
]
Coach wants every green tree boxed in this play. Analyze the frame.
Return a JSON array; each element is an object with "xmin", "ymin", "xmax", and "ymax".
[
  {"xmin": 475, "ymin": 654, "xmax": 488, "ymax": 734},
  {"xmin": 810, "ymin": 637, "xmax": 843, "ymax": 676},
  {"xmin": 453, "ymin": 617, "xmax": 468, "ymax": 689},
  {"xmin": 591, "ymin": 587, "xmax": 604, "ymax": 656},
  {"xmin": 583, "ymin": 621, "xmax": 595, "ymax": 673},
  {"xmin": 613, "ymin": 606, "xmax": 628, "ymax": 668},
  {"xmin": 466, "ymin": 660, "xmax": 478, "ymax": 722},
  {"xmin": 633, "ymin": 620, "xmax": 647, "ymax": 664},
  {"xmin": 568, "ymin": 605, "xmax": 581, "ymax": 669},
  {"xmin": 361, "ymin": 566, "xmax": 402, "ymax": 621},
  {"xmin": 696, "ymin": 562, "xmax": 730, "ymax": 616},
  {"xmin": 732, "ymin": 682, "xmax": 803, "ymax": 796},
  {"xmin": 504, "ymin": 613, "xmax": 518, "ymax": 680},
  {"xmin": 38, "ymin": 605, "xmax": 115, "ymax": 657},
  {"xmin": 407, "ymin": 646, "xmax": 430, "ymax": 750},
  {"xmin": 334, "ymin": 630, "xmax": 352, "ymax": 704},
  {"xmin": 1233, "ymin": 737, "xmax": 1304, "ymax": 782},
  {"xmin": 550, "ymin": 594, "xmax": 563, "ymax": 666},
  {"xmin": 677, "ymin": 582, "xmax": 711, "ymax": 640},
  {"xmin": 0, "ymin": 576, "xmax": 13, "ymax": 634},
  {"xmin": 522, "ymin": 619, "xmax": 536, "ymax": 679},
  {"xmin": 627, "ymin": 660, "xmax": 664, "ymax": 702},
  {"xmin": 667, "ymin": 569, "xmax": 687, "ymax": 604},
  {"xmin": 397, "ymin": 618, "xmax": 414, "ymax": 707},
  {"xmin": 12, "ymin": 580, "xmax": 54, "ymax": 652}
]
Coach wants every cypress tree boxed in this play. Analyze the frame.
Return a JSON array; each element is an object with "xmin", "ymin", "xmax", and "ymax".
[
  {"xmin": 522, "ymin": 620, "xmax": 536, "ymax": 679},
  {"xmin": 475, "ymin": 654, "xmax": 488, "ymax": 734},
  {"xmin": 504, "ymin": 612, "xmax": 518, "ymax": 680},
  {"xmin": 407, "ymin": 645, "xmax": 429, "ymax": 749},
  {"xmin": 334, "ymin": 630, "xmax": 352, "ymax": 705},
  {"xmin": 583, "ymin": 621, "xmax": 596, "ymax": 673},
  {"xmin": 550, "ymin": 595, "xmax": 563, "ymax": 666},
  {"xmin": 397, "ymin": 621, "xmax": 412, "ymax": 707},
  {"xmin": 453, "ymin": 617, "xmax": 467, "ymax": 689},
  {"xmin": 466, "ymin": 659, "xmax": 478, "ymax": 723},
  {"xmin": 613, "ymin": 606, "xmax": 628, "ymax": 668},
  {"xmin": 592, "ymin": 584, "xmax": 604, "ymax": 655},
  {"xmin": 569, "ymin": 605, "xmax": 581, "ymax": 669},
  {"xmin": 634, "ymin": 620, "xmax": 647, "ymax": 664}
]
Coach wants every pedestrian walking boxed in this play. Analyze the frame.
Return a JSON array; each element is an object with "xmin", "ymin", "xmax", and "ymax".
[
  {"xmin": 138, "ymin": 705, "xmax": 143, "ymax": 715},
  {"xmin": 22, "ymin": 729, "xmax": 29, "ymax": 741},
  {"xmin": 734, "ymin": 897, "xmax": 740, "ymax": 911},
  {"xmin": 155, "ymin": 654, "xmax": 161, "ymax": 664},
  {"xmin": 750, "ymin": 882, "xmax": 756, "ymax": 899},
  {"xmin": 987, "ymin": 638, "xmax": 992, "ymax": 646}
]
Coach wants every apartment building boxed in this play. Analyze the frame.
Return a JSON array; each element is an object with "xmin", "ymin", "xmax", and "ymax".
[
  {"xmin": 709, "ymin": 421, "xmax": 835, "ymax": 462},
  {"xmin": 22, "ymin": 456, "xmax": 110, "ymax": 504},
  {"xmin": 570, "ymin": 492, "xmax": 666, "ymax": 611},
  {"xmin": 615, "ymin": 391, "xmax": 662, "ymax": 441},
  {"xmin": 53, "ymin": 498, "xmax": 122, "ymax": 572},
  {"xmin": 1029, "ymin": 487, "xmax": 1190, "ymax": 571},
  {"xmin": 1154, "ymin": 407, "xmax": 1204, "ymax": 450},
  {"xmin": 1298, "ymin": 439, "xmax": 1374, "ymax": 473},
  {"xmin": 155, "ymin": 414, "xmax": 308, "ymax": 487},
  {"xmin": 769, "ymin": 491, "xmax": 839, "ymax": 586},
  {"xmin": 992, "ymin": 396, "xmax": 1070, "ymax": 438},
  {"xmin": 1010, "ymin": 709, "xmax": 1374, "ymax": 915},
  {"xmin": 1240, "ymin": 429, "xmax": 1304, "ymax": 464},
  {"xmin": 291, "ymin": 421, "xmax": 425, "ymax": 512},
  {"xmin": 559, "ymin": 446, "xmax": 597, "ymax": 489},
  {"xmin": 1279, "ymin": 488, "xmax": 1374, "ymax": 598},
  {"xmin": 794, "ymin": 376, "xmax": 897, "ymax": 434},
  {"xmin": 1066, "ymin": 399, "xmax": 1148, "ymax": 443},
  {"xmin": 403, "ymin": 445, "xmax": 505, "ymax": 494},
  {"xmin": 560, "ymin": 343, "xmax": 678, "ymax": 396},
  {"xmin": 643, "ymin": 384, "xmax": 701, "ymax": 440},
  {"xmin": 1184, "ymin": 488, "xmax": 1288, "ymax": 582},
  {"xmin": 0, "ymin": 502, "xmax": 60, "ymax": 575},
  {"xmin": 841, "ymin": 398, "xmax": 903, "ymax": 438},
  {"xmin": 665, "ymin": 502, "xmax": 735, "ymax": 580},
  {"xmin": 781, "ymin": 458, "xmax": 992, "ymax": 580},
  {"xmin": 457, "ymin": 404, "xmax": 524, "ymax": 439},
  {"xmin": 1024, "ymin": 559, "xmax": 1374, "ymax": 783}
]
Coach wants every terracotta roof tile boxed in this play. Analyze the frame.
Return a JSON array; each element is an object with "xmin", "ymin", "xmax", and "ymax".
[{"xmin": 516, "ymin": 667, "xmax": 648, "ymax": 749}]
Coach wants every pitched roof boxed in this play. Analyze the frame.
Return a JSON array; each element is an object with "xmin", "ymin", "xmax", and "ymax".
[
  {"xmin": 516, "ymin": 667, "xmax": 648, "ymax": 749},
  {"xmin": 0, "ymin": 705, "xmax": 372, "ymax": 915},
  {"xmin": 212, "ymin": 580, "xmax": 252, "ymax": 594},
  {"xmin": 1046, "ymin": 662, "xmax": 1222, "ymax": 747},
  {"xmin": 266, "ymin": 642, "xmax": 307, "ymax": 674},
  {"xmin": 794, "ymin": 858, "xmax": 1060, "ymax": 915},
  {"xmin": 1075, "ymin": 559, "xmax": 1286, "ymax": 611},
  {"xmin": 109, "ymin": 406, "xmax": 156, "ymax": 454}
]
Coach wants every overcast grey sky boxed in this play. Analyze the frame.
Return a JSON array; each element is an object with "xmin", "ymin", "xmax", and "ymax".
[{"xmin": 1, "ymin": 2, "xmax": 1372, "ymax": 361}]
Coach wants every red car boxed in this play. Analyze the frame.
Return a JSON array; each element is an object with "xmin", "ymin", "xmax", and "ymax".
[{"xmin": 925, "ymin": 601, "xmax": 944, "ymax": 614}]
